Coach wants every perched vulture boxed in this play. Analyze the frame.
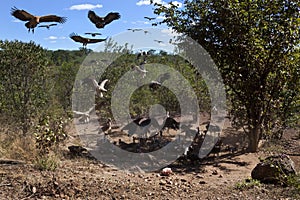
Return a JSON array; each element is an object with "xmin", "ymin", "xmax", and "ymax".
[
  {"xmin": 85, "ymin": 32, "xmax": 102, "ymax": 37},
  {"xmin": 88, "ymin": 10, "xmax": 121, "ymax": 29},
  {"xmin": 11, "ymin": 7, "xmax": 67, "ymax": 33},
  {"xmin": 69, "ymin": 33, "xmax": 107, "ymax": 47},
  {"xmin": 38, "ymin": 23, "xmax": 57, "ymax": 29}
]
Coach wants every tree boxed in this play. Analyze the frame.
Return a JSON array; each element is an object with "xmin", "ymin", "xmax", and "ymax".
[
  {"xmin": 153, "ymin": 0, "xmax": 300, "ymax": 152},
  {"xmin": 0, "ymin": 40, "xmax": 50, "ymax": 135}
]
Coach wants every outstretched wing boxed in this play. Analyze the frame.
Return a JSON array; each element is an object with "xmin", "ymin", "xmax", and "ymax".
[
  {"xmin": 69, "ymin": 33, "xmax": 87, "ymax": 44},
  {"xmin": 11, "ymin": 7, "xmax": 34, "ymax": 21},
  {"xmin": 157, "ymin": 72, "xmax": 170, "ymax": 84},
  {"xmin": 99, "ymin": 79, "xmax": 108, "ymax": 91},
  {"xmin": 88, "ymin": 10, "xmax": 103, "ymax": 25},
  {"xmin": 87, "ymin": 38, "xmax": 107, "ymax": 44},
  {"xmin": 104, "ymin": 12, "xmax": 121, "ymax": 25},
  {"xmin": 144, "ymin": 16, "xmax": 155, "ymax": 20},
  {"xmin": 39, "ymin": 15, "xmax": 67, "ymax": 23}
]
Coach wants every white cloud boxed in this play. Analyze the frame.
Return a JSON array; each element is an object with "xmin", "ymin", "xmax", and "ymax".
[
  {"xmin": 156, "ymin": 16, "xmax": 166, "ymax": 20},
  {"xmin": 69, "ymin": 4, "xmax": 103, "ymax": 10},
  {"xmin": 45, "ymin": 36, "xmax": 66, "ymax": 41},
  {"xmin": 161, "ymin": 28, "xmax": 181, "ymax": 37},
  {"xmin": 12, "ymin": 19, "xmax": 22, "ymax": 23},
  {"xmin": 46, "ymin": 36, "xmax": 58, "ymax": 40}
]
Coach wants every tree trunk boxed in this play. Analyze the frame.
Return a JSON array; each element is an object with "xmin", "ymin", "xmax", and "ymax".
[{"xmin": 247, "ymin": 125, "xmax": 261, "ymax": 152}]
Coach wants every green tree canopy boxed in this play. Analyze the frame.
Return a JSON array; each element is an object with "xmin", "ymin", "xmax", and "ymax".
[
  {"xmin": 0, "ymin": 40, "xmax": 51, "ymax": 135},
  {"xmin": 153, "ymin": 0, "xmax": 300, "ymax": 152}
]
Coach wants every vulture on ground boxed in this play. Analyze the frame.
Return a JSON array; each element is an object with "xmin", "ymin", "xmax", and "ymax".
[
  {"xmin": 69, "ymin": 33, "xmax": 106, "ymax": 47},
  {"xmin": 88, "ymin": 10, "xmax": 120, "ymax": 29},
  {"xmin": 11, "ymin": 7, "xmax": 67, "ymax": 33}
]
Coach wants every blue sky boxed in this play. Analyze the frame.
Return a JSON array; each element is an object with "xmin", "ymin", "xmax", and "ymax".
[{"xmin": 0, "ymin": 0, "xmax": 183, "ymax": 51}]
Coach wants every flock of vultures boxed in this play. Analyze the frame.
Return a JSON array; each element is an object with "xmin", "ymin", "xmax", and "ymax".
[{"xmin": 10, "ymin": 6, "xmax": 161, "ymax": 48}]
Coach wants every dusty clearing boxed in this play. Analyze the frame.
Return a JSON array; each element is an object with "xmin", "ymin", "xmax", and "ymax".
[{"xmin": 0, "ymin": 116, "xmax": 299, "ymax": 199}]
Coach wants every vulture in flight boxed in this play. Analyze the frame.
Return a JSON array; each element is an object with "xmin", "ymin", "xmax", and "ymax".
[
  {"xmin": 73, "ymin": 106, "xmax": 95, "ymax": 124},
  {"xmin": 88, "ymin": 10, "xmax": 121, "ymax": 29},
  {"xmin": 69, "ymin": 33, "xmax": 107, "ymax": 47},
  {"xmin": 10, "ymin": 7, "xmax": 67, "ymax": 33},
  {"xmin": 38, "ymin": 23, "xmax": 57, "ymax": 29},
  {"xmin": 149, "ymin": 72, "xmax": 171, "ymax": 90},
  {"xmin": 154, "ymin": 39, "xmax": 164, "ymax": 44},
  {"xmin": 127, "ymin": 28, "xmax": 143, "ymax": 32},
  {"xmin": 82, "ymin": 77, "xmax": 108, "ymax": 97},
  {"xmin": 85, "ymin": 32, "xmax": 102, "ymax": 37},
  {"xmin": 144, "ymin": 16, "xmax": 156, "ymax": 21}
]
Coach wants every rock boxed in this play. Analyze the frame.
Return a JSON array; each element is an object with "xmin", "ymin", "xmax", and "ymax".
[{"xmin": 251, "ymin": 154, "xmax": 296, "ymax": 184}]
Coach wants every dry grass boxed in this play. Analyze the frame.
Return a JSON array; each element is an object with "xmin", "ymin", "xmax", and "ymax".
[{"xmin": 0, "ymin": 122, "xmax": 37, "ymax": 162}]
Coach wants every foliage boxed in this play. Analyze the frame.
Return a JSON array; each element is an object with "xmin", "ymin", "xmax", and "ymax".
[
  {"xmin": 0, "ymin": 40, "xmax": 51, "ymax": 135},
  {"xmin": 152, "ymin": 0, "xmax": 300, "ymax": 152},
  {"xmin": 34, "ymin": 154, "xmax": 59, "ymax": 171},
  {"xmin": 287, "ymin": 174, "xmax": 300, "ymax": 193},
  {"xmin": 34, "ymin": 115, "xmax": 68, "ymax": 155},
  {"xmin": 235, "ymin": 178, "xmax": 261, "ymax": 190}
]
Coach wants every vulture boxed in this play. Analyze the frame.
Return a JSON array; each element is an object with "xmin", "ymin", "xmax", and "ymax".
[
  {"xmin": 131, "ymin": 64, "xmax": 148, "ymax": 78},
  {"xmin": 69, "ymin": 33, "xmax": 107, "ymax": 47},
  {"xmin": 10, "ymin": 7, "xmax": 67, "ymax": 33},
  {"xmin": 127, "ymin": 28, "xmax": 143, "ymax": 32},
  {"xmin": 136, "ymin": 51, "xmax": 148, "ymax": 60},
  {"xmin": 73, "ymin": 106, "xmax": 95, "ymax": 124},
  {"xmin": 144, "ymin": 16, "xmax": 156, "ymax": 21},
  {"xmin": 88, "ymin": 10, "xmax": 121, "ymax": 29},
  {"xmin": 85, "ymin": 32, "xmax": 102, "ymax": 37},
  {"xmin": 100, "ymin": 118, "xmax": 112, "ymax": 134},
  {"xmin": 149, "ymin": 72, "xmax": 170, "ymax": 90},
  {"xmin": 82, "ymin": 77, "xmax": 108, "ymax": 97},
  {"xmin": 122, "ymin": 117, "xmax": 160, "ymax": 139},
  {"xmin": 38, "ymin": 23, "xmax": 57, "ymax": 29},
  {"xmin": 154, "ymin": 39, "xmax": 164, "ymax": 44}
]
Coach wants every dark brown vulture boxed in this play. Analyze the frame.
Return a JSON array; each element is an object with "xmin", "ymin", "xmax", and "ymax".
[
  {"xmin": 85, "ymin": 32, "xmax": 102, "ymax": 37},
  {"xmin": 144, "ymin": 16, "xmax": 156, "ymax": 21},
  {"xmin": 154, "ymin": 39, "xmax": 164, "ymax": 44},
  {"xmin": 69, "ymin": 33, "xmax": 107, "ymax": 48},
  {"xmin": 38, "ymin": 23, "xmax": 57, "ymax": 29},
  {"xmin": 127, "ymin": 28, "xmax": 143, "ymax": 32},
  {"xmin": 11, "ymin": 7, "xmax": 67, "ymax": 33},
  {"xmin": 88, "ymin": 10, "xmax": 121, "ymax": 29}
]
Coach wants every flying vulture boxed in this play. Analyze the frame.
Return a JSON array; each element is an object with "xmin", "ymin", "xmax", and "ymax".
[
  {"xmin": 144, "ymin": 16, "xmax": 156, "ymax": 21},
  {"xmin": 127, "ymin": 28, "xmax": 143, "ymax": 32},
  {"xmin": 38, "ymin": 23, "xmax": 57, "ymax": 29},
  {"xmin": 82, "ymin": 77, "xmax": 108, "ymax": 97},
  {"xmin": 154, "ymin": 39, "xmax": 164, "ymax": 44},
  {"xmin": 85, "ymin": 32, "xmax": 102, "ymax": 37},
  {"xmin": 73, "ymin": 106, "xmax": 95, "ymax": 124},
  {"xmin": 88, "ymin": 10, "xmax": 121, "ymax": 29},
  {"xmin": 149, "ymin": 72, "xmax": 170, "ymax": 90},
  {"xmin": 69, "ymin": 33, "xmax": 107, "ymax": 47},
  {"xmin": 10, "ymin": 7, "xmax": 67, "ymax": 33},
  {"xmin": 131, "ymin": 64, "xmax": 148, "ymax": 78}
]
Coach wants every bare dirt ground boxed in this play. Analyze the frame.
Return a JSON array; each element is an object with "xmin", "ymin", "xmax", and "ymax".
[{"xmin": 0, "ymin": 115, "xmax": 299, "ymax": 200}]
